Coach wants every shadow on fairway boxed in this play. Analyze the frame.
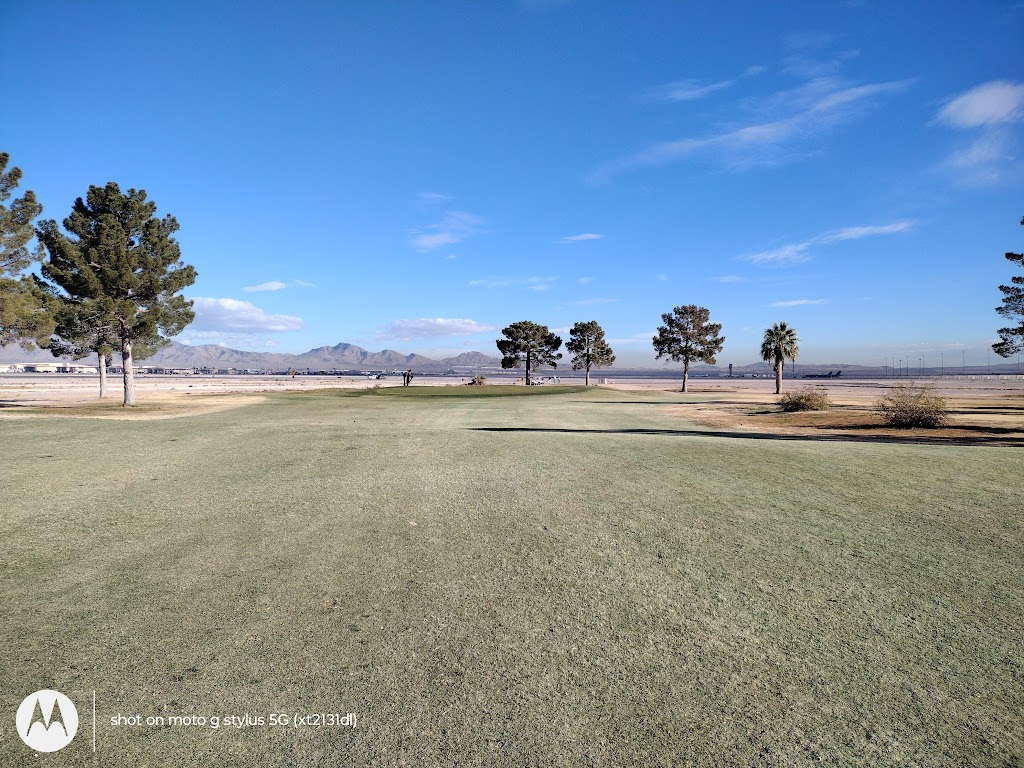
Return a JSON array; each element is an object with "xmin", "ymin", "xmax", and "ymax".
[{"xmin": 469, "ymin": 426, "xmax": 1024, "ymax": 447}]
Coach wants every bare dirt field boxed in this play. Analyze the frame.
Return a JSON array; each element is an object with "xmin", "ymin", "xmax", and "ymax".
[
  {"xmin": 0, "ymin": 373, "xmax": 466, "ymax": 413},
  {"xmin": 3, "ymin": 373, "xmax": 1023, "ymax": 443},
  {"xmin": 639, "ymin": 377, "xmax": 1024, "ymax": 446}
]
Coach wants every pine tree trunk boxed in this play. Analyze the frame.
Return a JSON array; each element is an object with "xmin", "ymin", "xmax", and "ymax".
[
  {"xmin": 122, "ymin": 339, "xmax": 136, "ymax": 406},
  {"xmin": 681, "ymin": 360, "xmax": 689, "ymax": 392},
  {"xmin": 775, "ymin": 362, "xmax": 783, "ymax": 394},
  {"xmin": 98, "ymin": 351, "xmax": 108, "ymax": 398},
  {"xmin": 586, "ymin": 367, "xmax": 591, "ymax": 386},
  {"xmin": 526, "ymin": 349, "xmax": 532, "ymax": 385}
]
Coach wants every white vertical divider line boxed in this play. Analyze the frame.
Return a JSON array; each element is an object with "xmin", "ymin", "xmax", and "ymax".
[{"xmin": 92, "ymin": 690, "xmax": 96, "ymax": 752}]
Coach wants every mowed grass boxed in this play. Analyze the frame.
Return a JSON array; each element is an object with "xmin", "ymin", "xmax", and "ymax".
[{"xmin": 1, "ymin": 386, "xmax": 1022, "ymax": 767}]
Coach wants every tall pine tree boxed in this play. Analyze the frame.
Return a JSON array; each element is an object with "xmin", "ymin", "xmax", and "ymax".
[
  {"xmin": 993, "ymin": 216, "xmax": 1024, "ymax": 359},
  {"xmin": 567, "ymin": 320, "xmax": 615, "ymax": 385},
  {"xmin": 38, "ymin": 183, "xmax": 196, "ymax": 405},
  {"xmin": 0, "ymin": 152, "xmax": 53, "ymax": 348},
  {"xmin": 652, "ymin": 305, "xmax": 724, "ymax": 393},
  {"xmin": 496, "ymin": 321, "xmax": 562, "ymax": 385}
]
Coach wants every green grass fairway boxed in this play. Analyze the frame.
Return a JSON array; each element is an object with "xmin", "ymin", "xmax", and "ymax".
[{"xmin": 2, "ymin": 387, "xmax": 1022, "ymax": 766}]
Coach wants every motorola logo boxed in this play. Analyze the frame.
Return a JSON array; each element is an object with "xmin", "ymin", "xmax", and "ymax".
[{"xmin": 15, "ymin": 690, "xmax": 79, "ymax": 752}]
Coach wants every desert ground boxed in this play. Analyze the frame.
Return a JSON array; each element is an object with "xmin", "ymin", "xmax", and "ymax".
[
  {"xmin": 3, "ymin": 373, "xmax": 1022, "ymax": 444},
  {"xmin": 1, "ymin": 376, "xmax": 1022, "ymax": 766}
]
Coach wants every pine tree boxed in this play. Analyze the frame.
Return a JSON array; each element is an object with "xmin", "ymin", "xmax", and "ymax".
[
  {"xmin": 993, "ymin": 216, "xmax": 1024, "ymax": 358},
  {"xmin": 0, "ymin": 152, "xmax": 53, "ymax": 348},
  {"xmin": 496, "ymin": 321, "xmax": 562, "ymax": 385},
  {"xmin": 567, "ymin": 320, "xmax": 615, "ymax": 385},
  {"xmin": 652, "ymin": 305, "xmax": 724, "ymax": 392},
  {"xmin": 37, "ymin": 183, "xmax": 196, "ymax": 405}
]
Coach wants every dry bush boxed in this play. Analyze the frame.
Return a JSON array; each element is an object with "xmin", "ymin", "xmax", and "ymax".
[
  {"xmin": 466, "ymin": 375, "xmax": 487, "ymax": 386},
  {"xmin": 876, "ymin": 382, "xmax": 948, "ymax": 428},
  {"xmin": 777, "ymin": 386, "xmax": 832, "ymax": 412}
]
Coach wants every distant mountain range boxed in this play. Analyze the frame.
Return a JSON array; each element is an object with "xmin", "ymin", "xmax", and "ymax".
[
  {"xmin": 0, "ymin": 340, "xmax": 502, "ymax": 372},
  {"xmin": 4, "ymin": 339, "xmax": 1020, "ymax": 376}
]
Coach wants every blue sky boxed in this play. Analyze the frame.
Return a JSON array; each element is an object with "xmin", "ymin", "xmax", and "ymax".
[{"xmin": 4, "ymin": 1, "xmax": 1023, "ymax": 367}]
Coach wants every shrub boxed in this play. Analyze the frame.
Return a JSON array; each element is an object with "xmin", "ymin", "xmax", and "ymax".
[
  {"xmin": 875, "ymin": 382, "xmax": 948, "ymax": 428},
  {"xmin": 466, "ymin": 375, "xmax": 487, "ymax": 386},
  {"xmin": 777, "ymin": 386, "xmax": 832, "ymax": 412}
]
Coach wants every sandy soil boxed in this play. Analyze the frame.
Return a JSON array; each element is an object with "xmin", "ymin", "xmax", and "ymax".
[
  {"xmin": 2, "ymin": 374, "xmax": 1023, "ymax": 440},
  {"xmin": 643, "ymin": 379, "xmax": 1024, "ymax": 446}
]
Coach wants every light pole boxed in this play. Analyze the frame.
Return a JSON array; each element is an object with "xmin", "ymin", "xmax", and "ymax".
[{"xmin": 941, "ymin": 351, "xmax": 944, "ymax": 377}]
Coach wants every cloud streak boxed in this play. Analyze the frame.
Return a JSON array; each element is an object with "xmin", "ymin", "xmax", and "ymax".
[
  {"xmin": 555, "ymin": 233, "xmax": 603, "ymax": 243},
  {"xmin": 469, "ymin": 276, "xmax": 557, "ymax": 291},
  {"xmin": 190, "ymin": 298, "xmax": 304, "ymax": 333},
  {"xmin": 376, "ymin": 318, "xmax": 497, "ymax": 341},
  {"xmin": 937, "ymin": 80, "xmax": 1024, "ymax": 128},
  {"xmin": 243, "ymin": 279, "xmax": 314, "ymax": 292},
  {"xmin": 591, "ymin": 76, "xmax": 914, "ymax": 180},
  {"xmin": 769, "ymin": 298, "xmax": 826, "ymax": 307},
  {"xmin": 567, "ymin": 297, "xmax": 619, "ymax": 306},
  {"xmin": 746, "ymin": 220, "xmax": 914, "ymax": 265},
  {"xmin": 410, "ymin": 211, "xmax": 486, "ymax": 252},
  {"xmin": 643, "ymin": 65, "xmax": 766, "ymax": 103},
  {"xmin": 935, "ymin": 80, "xmax": 1024, "ymax": 185}
]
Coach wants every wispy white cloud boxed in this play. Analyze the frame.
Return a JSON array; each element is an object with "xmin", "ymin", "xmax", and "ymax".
[
  {"xmin": 713, "ymin": 274, "xmax": 747, "ymax": 283},
  {"xmin": 769, "ymin": 298, "xmax": 826, "ymax": 307},
  {"xmin": 655, "ymin": 273, "xmax": 669, "ymax": 281},
  {"xmin": 578, "ymin": 276, "xmax": 594, "ymax": 285},
  {"xmin": 643, "ymin": 65, "xmax": 766, "ymax": 103},
  {"xmin": 606, "ymin": 331, "xmax": 659, "ymax": 345},
  {"xmin": 469, "ymin": 276, "xmax": 557, "ymax": 291},
  {"xmin": 190, "ymin": 298, "xmax": 304, "ymax": 333},
  {"xmin": 376, "ymin": 318, "xmax": 497, "ymax": 342},
  {"xmin": 555, "ymin": 233, "xmax": 603, "ymax": 243},
  {"xmin": 746, "ymin": 220, "xmax": 914, "ymax": 265},
  {"xmin": 945, "ymin": 131, "xmax": 1015, "ymax": 186},
  {"xmin": 937, "ymin": 80, "xmax": 1024, "ymax": 128},
  {"xmin": 567, "ymin": 297, "xmax": 619, "ymax": 306},
  {"xmin": 591, "ymin": 74, "xmax": 914, "ymax": 180},
  {"xmin": 935, "ymin": 81, "xmax": 1024, "ymax": 185},
  {"xmin": 175, "ymin": 330, "xmax": 283, "ymax": 349},
  {"xmin": 244, "ymin": 281, "xmax": 287, "ymax": 292},
  {"xmin": 410, "ymin": 211, "xmax": 486, "ymax": 252},
  {"xmin": 243, "ymin": 279, "xmax": 315, "ymax": 292},
  {"xmin": 416, "ymin": 191, "xmax": 454, "ymax": 205},
  {"xmin": 824, "ymin": 222, "xmax": 915, "ymax": 242}
]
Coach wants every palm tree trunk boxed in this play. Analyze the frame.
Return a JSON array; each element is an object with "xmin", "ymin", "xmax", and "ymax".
[{"xmin": 775, "ymin": 361, "xmax": 783, "ymax": 394}]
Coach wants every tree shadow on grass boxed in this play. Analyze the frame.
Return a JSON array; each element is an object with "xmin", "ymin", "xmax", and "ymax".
[{"xmin": 469, "ymin": 426, "xmax": 1024, "ymax": 448}]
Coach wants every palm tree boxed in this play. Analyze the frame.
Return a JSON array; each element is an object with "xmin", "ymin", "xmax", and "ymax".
[{"xmin": 761, "ymin": 321, "xmax": 799, "ymax": 394}]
